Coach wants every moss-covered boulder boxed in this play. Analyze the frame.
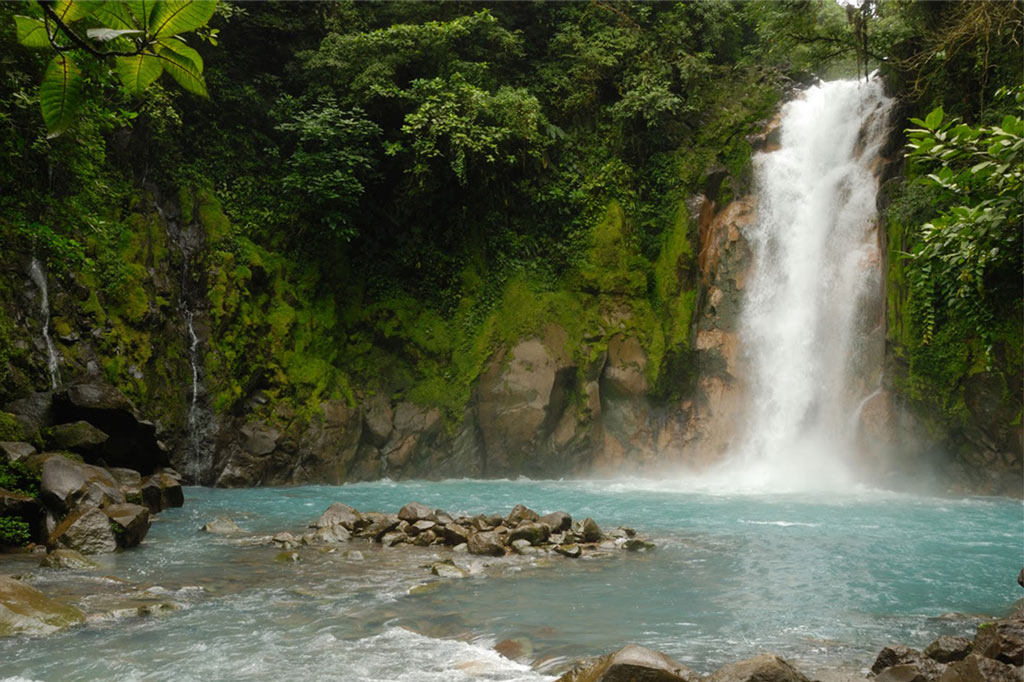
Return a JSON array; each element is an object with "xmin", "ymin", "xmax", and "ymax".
[{"xmin": 0, "ymin": 576, "xmax": 84, "ymax": 637}]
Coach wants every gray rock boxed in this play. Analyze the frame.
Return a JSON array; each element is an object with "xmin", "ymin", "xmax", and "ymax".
[
  {"xmin": 0, "ymin": 576, "xmax": 84, "ymax": 636},
  {"xmin": 706, "ymin": 654, "xmax": 811, "ymax": 682},
  {"xmin": 103, "ymin": 503, "xmax": 150, "ymax": 548},
  {"xmin": 39, "ymin": 455, "xmax": 88, "ymax": 513},
  {"xmin": 467, "ymin": 530, "xmax": 506, "ymax": 556},
  {"xmin": 875, "ymin": 664, "xmax": 939, "ymax": 682},
  {"xmin": 511, "ymin": 539, "xmax": 537, "ymax": 555},
  {"xmin": 556, "ymin": 644, "xmax": 698, "ymax": 682},
  {"xmin": 430, "ymin": 560, "xmax": 467, "ymax": 579},
  {"xmin": 411, "ymin": 529, "xmax": 437, "ymax": 546},
  {"xmin": 0, "ymin": 441, "xmax": 35, "ymax": 463},
  {"xmin": 39, "ymin": 548, "xmax": 98, "ymax": 570},
  {"xmin": 871, "ymin": 646, "xmax": 945, "ymax": 681},
  {"xmin": 50, "ymin": 506, "xmax": 118, "ymax": 554},
  {"xmin": 201, "ymin": 517, "xmax": 243, "ymax": 535},
  {"xmin": 938, "ymin": 654, "xmax": 1020, "ymax": 682},
  {"xmin": 578, "ymin": 517, "xmax": 602, "ymax": 543},
  {"xmin": 309, "ymin": 525, "xmax": 351, "ymax": 544},
  {"xmin": 506, "ymin": 504, "xmax": 540, "ymax": 526},
  {"xmin": 398, "ymin": 502, "xmax": 434, "ymax": 523},
  {"xmin": 440, "ymin": 522, "xmax": 470, "ymax": 546},
  {"xmin": 357, "ymin": 513, "xmax": 399, "ymax": 541},
  {"xmin": 509, "ymin": 522, "xmax": 550, "ymax": 546},
  {"xmin": 108, "ymin": 467, "xmax": 142, "ymax": 500},
  {"xmin": 554, "ymin": 544, "xmax": 581, "ymax": 558},
  {"xmin": 973, "ymin": 618, "xmax": 1024, "ymax": 666},
  {"xmin": 140, "ymin": 472, "xmax": 183, "ymax": 513},
  {"xmin": 312, "ymin": 503, "xmax": 363, "ymax": 531},
  {"xmin": 539, "ymin": 511, "xmax": 572, "ymax": 532},
  {"xmin": 381, "ymin": 531, "xmax": 407, "ymax": 547},
  {"xmin": 412, "ymin": 520, "xmax": 437, "ymax": 534},
  {"xmin": 925, "ymin": 636, "xmax": 972, "ymax": 664}
]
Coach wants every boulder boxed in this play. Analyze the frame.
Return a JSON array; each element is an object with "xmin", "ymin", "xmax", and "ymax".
[
  {"xmin": 363, "ymin": 396, "xmax": 393, "ymax": 448},
  {"xmin": 467, "ymin": 530, "xmax": 506, "ymax": 556},
  {"xmin": 440, "ymin": 522, "xmax": 470, "ymax": 546},
  {"xmin": 108, "ymin": 467, "xmax": 142, "ymax": 501},
  {"xmin": 39, "ymin": 548, "xmax": 98, "ymax": 570},
  {"xmin": 874, "ymin": 664, "xmax": 941, "ymax": 682},
  {"xmin": 622, "ymin": 539, "xmax": 656, "ymax": 552},
  {"xmin": 506, "ymin": 504, "xmax": 540, "ymax": 526},
  {"xmin": 925, "ymin": 636, "xmax": 973, "ymax": 664},
  {"xmin": 938, "ymin": 654, "xmax": 1020, "ymax": 682},
  {"xmin": 357, "ymin": 512, "xmax": 399, "ymax": 541},
  {"xmin": 398, "ymin": 502, "xmax": 434, "ymax": 523},
  {"xmin": 140, "ymin": 472, "xmax": 184, "ymax": 514},
  {"xmin": 539, "ymin": 511, "xmax": 572, "ymax": 532},
  {"xmin": 307, "ymin": 525, "xmax": 351, "ymax": 544},
  {"xmin": 201, "ymin": 517, "xmax": 243, "ymax": 535},
  {"xmin": 40, "ymin": 456, "xmax": 124, "ymax": 513},
  {"xmin": 49, "ymin": 506, "xmax": 118, "ymax": 554},
  {"xmin": 509, "ymin": 522, "xmax": 550, "ymax": 546},
  {"xmin": 871, "ymin": 646, "xmax": 945, "ymax": 681},
  {"xmin": 557, "ymin": 644, "xmax": 698, "ymax": 682},
  {"xmin": 973, "ymin": 619, "xmax": 1024, "ymax": 666},
  {"xmin": 3, "ymin": 391, "xmax": 53, "ymax": 437},
  {"xmin": 52, "ymin": 382, "xmax": 168, "ymax": 473},
  {"xmin": 430, "ymin": 560, "xmax": 467, "ymax": 579},
  {"xmin": 554, "ymin": 544, "xmax": 581, "ymax": 558},
  {"xmin": 578, "ymin": 517, "xmax": 602, "ymax": 543},
  {"xmin": 103, "ymin": 503, "xmax": 150, "ymax": 548},
  {"xmin": 411, "ymin": 529, "xmax": 437, "ymax": 546},
  {"xmin": 706, "ymin": 654, "xmax": 811, "ymax": 682},
  {"xmin": 312, "ymin": 503, "xmax": 363, "ymax": 531},
  {"xmin": 42, "ymin": 420, "xmax": 109, "ymax": 453},
  {"xmin": 0, "ymin": 576, "xmax": 84, "ymax": 636},
  {"xmin": 0, "ymin": 441, "xmax": 35, "ymax": 463}
]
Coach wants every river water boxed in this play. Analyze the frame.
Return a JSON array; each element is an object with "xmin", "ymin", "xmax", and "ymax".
[{"xmin": 2, "ymin": 480, "xmax": 1020, "ymax": 682}]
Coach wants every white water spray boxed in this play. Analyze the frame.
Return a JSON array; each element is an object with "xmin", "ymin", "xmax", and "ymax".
[
  {"xmin": 709, "ymin": 77, "xmax": 893, "ymax": 492},
  {"xmin": 28, "ymin": 257, "xmax": 61, "ymax": 389}
]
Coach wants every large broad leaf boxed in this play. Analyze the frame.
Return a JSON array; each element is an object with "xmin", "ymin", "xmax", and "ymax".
[
  {"xmin": 124, "ymin": 0, "xmax": 158, "ymax": 30},
  {"xmin": 153, "ymin": 46, "xmax": 207, "ymax": 96},
  {"xmin": 40, "ymin": 54, "xmax": 85, "ymax": 137},
  {"xmin": 150, "ymin": 0, "xmax": 216, "ymax": 38},
  {"xmin": 92, "ymin": 3, "xmax": 135, "ymax": 30},
  {"xmin": 53, "ymin": 0, "xmax": 92, "ymax": 23},
  {"xmin": 924, "ymin": 106, "xmax": 944, "ymax": 131},
  {"xmin": 14, "ymin": 15, "xmax": 50, "ymax": 48},
  {"xmin": 115, "ymin": 53, "xmax": 164, "ymax": 95},
  {"xmin": 158, "ymin": 37, "xmax": 202, "ymax": 70}
]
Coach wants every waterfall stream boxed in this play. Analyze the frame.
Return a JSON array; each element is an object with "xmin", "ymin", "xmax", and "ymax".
[
  {"xmin": 28, "ymin": 257, "xmax": 60, "ymax": 390},
  {"xmin": 724, "ymin": 77, "xmax": 893, "ymax": 491}
]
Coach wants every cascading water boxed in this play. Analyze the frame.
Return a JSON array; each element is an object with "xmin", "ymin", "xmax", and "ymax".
[
  {"xmin": 718, "ymin": 76, "xmax": 893, "ymax": 491},
  {"xmin": 28, "ymin": 257, "xmax": 61, "ymax": 390}
]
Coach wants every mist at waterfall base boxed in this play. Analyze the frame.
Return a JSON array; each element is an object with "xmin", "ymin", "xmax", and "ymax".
[{"xmin": 3, "ymin": 481, "xmax": 1021, "ymax": 682}]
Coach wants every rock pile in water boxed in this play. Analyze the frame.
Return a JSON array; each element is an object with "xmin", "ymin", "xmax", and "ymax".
[
  {"xmin": 555, "ymin": 647, "xmax": 810, "ymax": 682},
  {"xmin": 265, "ymin": 501, "xmax": 655, "ymax": 559}
]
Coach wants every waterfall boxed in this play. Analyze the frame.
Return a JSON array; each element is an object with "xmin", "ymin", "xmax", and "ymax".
[
  {"xmin": 717, "ymin": 76, "xmax": 893, "ymax": 492},
  {"xmin": 28, "ymin": 257, "xmax": 61, "ymax": 390}
]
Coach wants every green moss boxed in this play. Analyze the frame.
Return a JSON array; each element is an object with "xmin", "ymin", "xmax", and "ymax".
[
  {"xmin": 575, "ymin": 202, "xmax": 649, "ymax": 295},
  {"xmin": 0, "ymin": 412, "xmax": 22, "ymax": 441},
  {"xmin": 197, "ymin": 188, "xmax": 230, "ymax": 241}
]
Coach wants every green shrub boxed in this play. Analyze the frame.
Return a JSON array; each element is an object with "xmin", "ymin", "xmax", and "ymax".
[
  {"xmin": 0, "ymin": 515, "xmax": 30, "ymax": 546},
  {"xmin": 0, "ymin": 459, "xmax": 40, "ymax": 497}
]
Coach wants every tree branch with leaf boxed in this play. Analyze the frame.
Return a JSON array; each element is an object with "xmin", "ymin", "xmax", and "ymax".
[{"xmin": 13, "ymin": 0, "xmax": 218, "ymax": 137}]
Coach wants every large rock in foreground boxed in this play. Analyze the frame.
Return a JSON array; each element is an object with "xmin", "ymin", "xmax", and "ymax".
[
  {"xmin": 0, "ymin": 577, "xmax": 84, "ymax": 637},
  {"xmin": 557, "ymin": 644, "xmax": 697, "ymax": 682},
  {"xmin": 49, "ymin": 506, "xmax": 118, "ymax": 554}
]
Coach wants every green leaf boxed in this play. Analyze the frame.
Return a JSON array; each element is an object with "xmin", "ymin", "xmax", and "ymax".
[
  {"xmin": 1002, "ymin": 115, "xmax": 1020, "ymax": 134},
  {"xmin": 87, "ymin": 27, "xmax": 144, "ymax": 42},
  {"xmin": 53, "ymin": 0, "xmax": 92, "ymax": 23},
  {"xmin": 158, "ymin": 37, "xmax": 202, "ymax": 70},
  {"xmin": 115, "ymin": 54, "xmax": 164, "ymax": 95},
  {"xmin": 150, "ymin": 0, "xmax": 217, "ymax": 38},
  {"xmin": 152, "ymin": 46, "xmax": 207, "ymax": 96},
  {"xmin": 91, "ymin": 3, "xmax": 135, "ymax": 30},
  {"xmin": 924, "ymin": 106, "xmax": 944, "ymax": 130},
  {"xmin": 14, "ymin": 15, "xmax": 50, "ymax": 48},
  {"xmin": 124, "ymin": 0, "xmax": 158, "ymax": 30},
  {"xmin": 40, "ymin": 54, "xmax": 85, "ymax": 137}
]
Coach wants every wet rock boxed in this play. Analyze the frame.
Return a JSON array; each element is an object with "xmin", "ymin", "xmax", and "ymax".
[
  {"xmin": 1017, "ymin": 568, "xmax": 1023, "ymax": 588},
  {"xmin": 539, "ymin": 511, "xmax": 572, "ymax": 532},
  {"xmin": 874, "ymin": 664, "xmax": 940, "ymax": 682},
  {"xmin": 433, "ymin": 509, "xmax": 454, "ymax": 525},
  {"xmin": 506, "ymin": 504, "xmax": 540, "ymax": 526},
  {"xmin": 440, "ymin": 522, "xmax": 470, "ymax": 546},
  {"xmin": 871, "ymin": 646, "xmax": 945, "ymax": 681},
  {"xmin": 103, "ymin": 503, "xmax": 150, "ymax": 548},
  {"xmin": 577, "ymin": 517, "xmax": 602, "ymax": 543},
  {"xmin": 706, "ymin": 654, "xmax": 811, "ymax": 682},
  {"xmin": 470, "ymin": 514, "xmax": 493, "ymax": 532},
  {"xmin": 467, "ymin": 530, "xmax": 506, "ymax": 556},
  {"xmin": 973, "ymin": 618, "xmax": 1024, "ymax": 665},
  {"xmin": 308, "ymin": 525, "xmax": 351, "ymax": 544},
  {"xmin": 381, "ymin": 531, "xmax": 407, "ymax": 547},
  {"xmin": 925, "ymin": 636, "xmax": 972, "ymax": 664},
  {"xmin": 274, "ymin": 550, "xmax": 300, "ymax": 562},
  {"xmin": 0, "ymin": 576, "xmax": 84, "ymax": 636},
  {"xmin": 495, "ymin": 637, "xmax": 534, "ymax": 661},
  {"xmin": 938, "ymin": 654, "xmax": 1020, "ymax": 682},
  {"xmin": 411, "ymin": 529, "xmax": 437, "ymax": 547},
  {"xmin": 622, "ymin": 538, "xmax": 656, "ymax": 552},
  {"xmin": 201, "ymin": 517, "xmax": 243, "ymax": 534},
  {"xmin": 554, "ymin": 544, "xmax": 581, "ymax": 558},
  {"xmin": 430, "ymin": 560, "xmax": 467, "ymax": 579},
  {"xmin": 398, "ymin": 502, "xmax": 434, "ymax": 523},
  {"xmin": 557, "ymin": 643, "xmax": 698, "ymax": 682},
  {"xmin": 411, "ymin": 520, "xmax": 436, "ymax": 535},
  {"xmin": 140, "ymin": 471, "xmax": 183, "ymax": 514},
  {"xmin": 49, "ymin": 506, "xmax": 117, "ymax": 554},
  {"xmin": 509, "ymin": 522, "xmax": 550, "ymax": 546},
  {"xmin": 312, "ymin": 502, "xmax": 363, "ymax": 531},
  {"xmin": 358, "ymin": 512, "xmax": 399, "ymax": 541},
  {"xmin": 0, "ymin": 441, "xmax": 35, "ymax": 463},
  {"xmin": 39, "ymin": 548, "xmax": 98, "ymax": 570},
  {"xmin": 108, "ymin": 467, "xmax": 142, "ymax": 501},
  {"xmin": 42, "ymin": 421, "xmax": 108, "ymax": 454},
  {"xmin": 511, "ymin": 539, "xmax": 537, "ymax": 555}
]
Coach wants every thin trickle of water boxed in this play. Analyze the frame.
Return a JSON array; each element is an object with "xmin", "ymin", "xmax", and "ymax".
[
  {"xmin": 28, "ymin": 257, "xmax": 60, "ymax": 390},
  {"xmin": 726, "ymin": 77, "xmax": 893, "ymax": 491}
]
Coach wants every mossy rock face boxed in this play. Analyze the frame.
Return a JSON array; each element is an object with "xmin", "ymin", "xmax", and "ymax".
[
  {"xmin": 0, "ymin": 576, "xmax": 85, "ymax": 637},
  {"xmin": 0, "ymin": 413, "xmax": 23, "ymax": 442}
]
